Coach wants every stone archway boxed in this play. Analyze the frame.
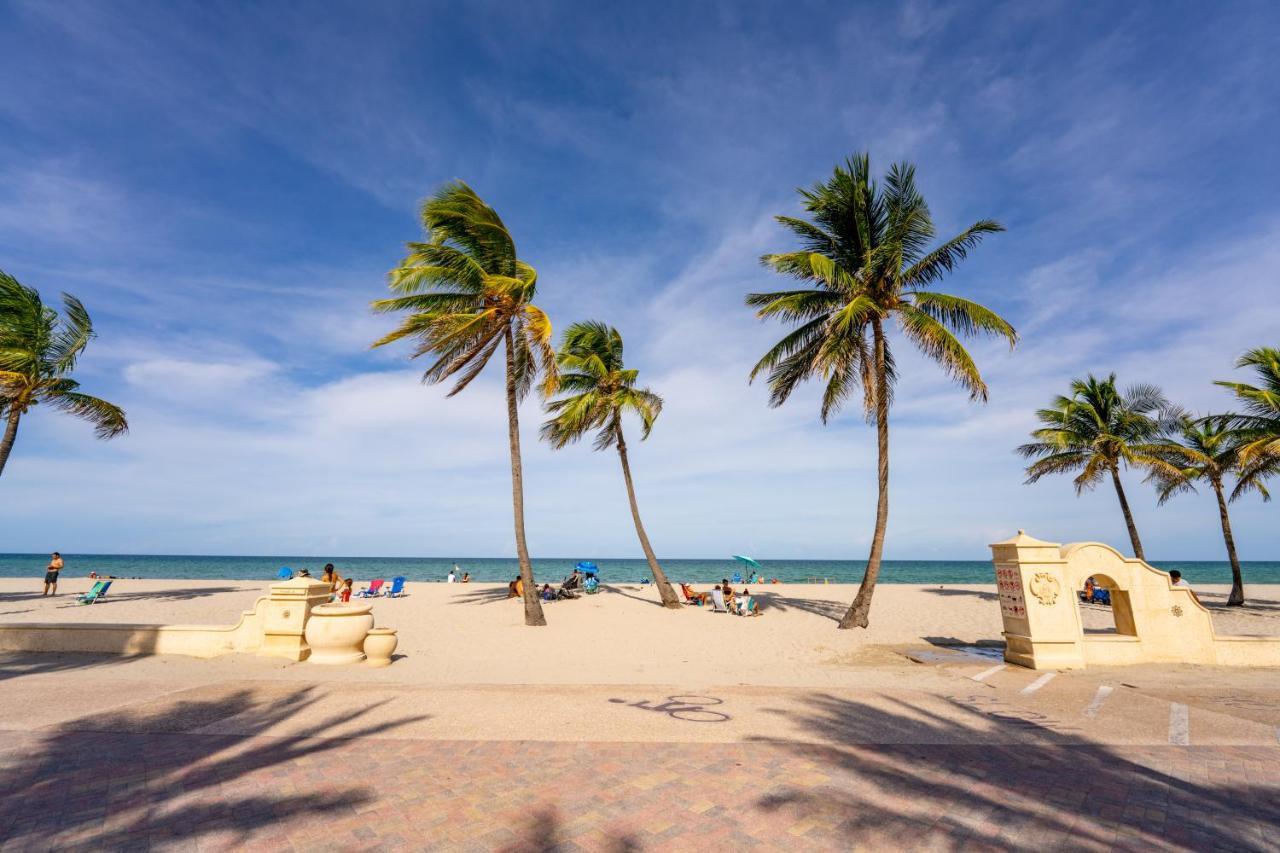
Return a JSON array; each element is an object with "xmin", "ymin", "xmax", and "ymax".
[{"xmin": 990, "ymin": 531, "xmax": 1280, "ymax": 670}]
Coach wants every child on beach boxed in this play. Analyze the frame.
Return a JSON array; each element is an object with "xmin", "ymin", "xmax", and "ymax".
[{"xmin": 339, "ymin": 578, "xmax": 353, "ymax": 603}]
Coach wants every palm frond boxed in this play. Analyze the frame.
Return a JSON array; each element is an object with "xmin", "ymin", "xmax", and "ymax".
[
  {"xmin": 905, "ymin": 291, "xmax": 1017, "ymax": 347},
  {"xmin": 895, "ymin": 304, "xmax": 988, "ymax": 401}
]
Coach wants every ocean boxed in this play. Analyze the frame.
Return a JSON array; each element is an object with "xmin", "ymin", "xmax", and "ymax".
[{"xmin": 3, "ymin": 554, "xmax": 1277, "ymax": 586}]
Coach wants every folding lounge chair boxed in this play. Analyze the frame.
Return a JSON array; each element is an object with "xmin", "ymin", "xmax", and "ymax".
[
  {"xmin": 77, "ymin": 580, "xmax": 111, "ymax": 605},
  {"xmin": 679, "ymin": 584, "xmax": 702, "ymax": 606},
  {"xmin": 384, "ymin": 577, "xmax": 406, "ymax": 598},
  {"xmin": 357, "ymin": 579, "xmax": 385, "ymax": 598},
  {"xmin": 709, "ymin": 588, "xmax": 730, "ymax": 613}
]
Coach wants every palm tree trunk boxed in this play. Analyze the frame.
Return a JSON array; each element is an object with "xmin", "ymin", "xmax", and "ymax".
[
  {"xmin": 0, "ymin": 407, "xmax": 21, "ymax": 479},
  {"xmin": 616, "ymin": 428, "xmax": 679, "ymax": 609},
  {"xmin": 840, "ymin": 319, "xmax": 889, "ymax": 630},
  {"xmin": 1109, "ymin": 464, "xmax": 1145, "ymax": 560},
  {"xmin": 1211, "ymin": 476, "xmax": 1245, "ymax": 606},
  {"xmin": 504, "ymin": 326, "xmax": 546, "ymax": 626}
]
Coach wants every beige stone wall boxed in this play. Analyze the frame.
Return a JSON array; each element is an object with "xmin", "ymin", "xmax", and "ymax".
[
  {"xmin": 0, "ymin": 577, "xmax": 334, "ymax": 662},
  {"xmin": 990, "ymin": 531, "xmax": 1280, "ymax": 670}
]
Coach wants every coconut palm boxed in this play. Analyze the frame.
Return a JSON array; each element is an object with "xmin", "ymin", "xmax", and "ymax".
[
  {"xmin": 541, "ymin": 321, "xmax": 678, "ymax": 608},
  {"xmin": 747, "ymin": 154, "xmax": 1016, "ymax": 629},
  {"xmin": 1215, "ymin": 347, "xmax": 1280, "ymax": 493},
  {"xmin": 1145, "ymin": 413, "xmax": 1266, "ymax": 606},
  {"xmin": 1018, "ymin": 375, "xmax": 1169, "ymax": 560},
  {"xmin": 0, "ymin": 271, "xmax": 127, "ymax": 478},
  {"xmin": 371, "ymin": 182, "xmax": 557, "ymax": 627}
]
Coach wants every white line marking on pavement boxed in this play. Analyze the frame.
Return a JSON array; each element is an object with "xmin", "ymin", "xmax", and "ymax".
[
  {"xmin": 1020, "ymin": 672, "xmax": 1057, "ymax": 695},
  {"xmin": 1169, "ymin": 703, "xmax": 1190, "ymax": 745},
  {"xmin": 1084, "ymin": 685, "xmax": 1114, "ymax": 718},
  {"xmin": 970, "ymin": 664, "xmax": 1006, "ymax": 682}
]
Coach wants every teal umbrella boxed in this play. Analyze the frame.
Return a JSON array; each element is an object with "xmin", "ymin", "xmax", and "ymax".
[{"xmin": 732, "ymin": 555, "xmax": 762, "ymax": 569}]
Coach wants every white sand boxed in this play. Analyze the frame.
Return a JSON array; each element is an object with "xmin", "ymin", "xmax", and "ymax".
[{"xmin": 3, "ymin": 577, "xmax": 1277, "ymax": 688}]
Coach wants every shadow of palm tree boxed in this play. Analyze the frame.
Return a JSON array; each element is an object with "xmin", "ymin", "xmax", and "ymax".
[
  {"xmin": 598, "ymin": 584, "xmax": 667, "ymax": 609},
  {"xmin": 499, "ymin": 805, "xmax": 642, "ymax": 853},
  {"xmin": 922, "ymin": 587, "xmax": 999, "ymax": 602},
  {"xmin": 0, "ymin": 685, "xmax": 427, "ymax": 849},
  {"xmin": 449, "ymin": 586, "xmax": 519, "ymax": 605},
  {"xmin": 749, "ymin": 590, "xmax": 847, "ymax": 622},
  {"xmin": 751, "ymin": 692, "xmax": 1280, "ymax": 850}
]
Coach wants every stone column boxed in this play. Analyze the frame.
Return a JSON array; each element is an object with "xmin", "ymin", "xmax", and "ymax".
[
  {"xmin": 990, "ymin": 531, "xmax": 1084, "ymax": 670},
  {"xmin": 258, "ymin": 578, "xmax": 333, "ymax": 661}
]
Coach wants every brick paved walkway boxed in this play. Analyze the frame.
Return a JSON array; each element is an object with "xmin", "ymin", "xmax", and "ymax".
[{"xmin": 2, "ymin": 727, "xmax": 1277, "ymax": 852}]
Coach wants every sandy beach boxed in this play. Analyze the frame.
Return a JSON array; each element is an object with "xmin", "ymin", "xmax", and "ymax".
[{"xmin": 3, "ymin": 577, "xmax": 1277, "ymax": 688}]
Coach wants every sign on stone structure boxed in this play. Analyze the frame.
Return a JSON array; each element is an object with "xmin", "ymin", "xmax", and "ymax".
[{"xmin": 996, "ymin": 564, "xmax": 1025, "ymax": 619}]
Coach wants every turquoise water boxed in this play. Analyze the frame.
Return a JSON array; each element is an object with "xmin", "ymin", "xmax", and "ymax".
[{"xmin": 3, "ymin": 554, "xmax": 1277, "ymax": 586}]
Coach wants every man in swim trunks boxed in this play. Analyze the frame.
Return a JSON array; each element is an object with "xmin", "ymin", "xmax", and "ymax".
[{"xmin": 43, "ymin": 552, "xmax": 63, "ymax": 596}]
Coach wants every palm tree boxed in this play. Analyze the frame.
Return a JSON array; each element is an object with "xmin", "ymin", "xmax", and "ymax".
[
  {"xmin": 541, "ymin": 321, "xmax": 679, "ymax": 608},
  {"xmin": 1215, "ymin": 347, "xmax": 1280, "ymax": 493},
  {"xmin": 1145, "ymin": 414, "xmax": 1266, "ymax": 606},
  {"xmin": 0, "ymin": 271, "xmax": 127, "ymax": 478},
  {"xmin": 747, "ymin": 154, "xmax": 1016, "ymax": 629},
  {"xmin": 1018, "ymin": 375, "xmax": 1169, "ymax": 560},
  {"xmin": 371, "ymin": 182, "xmax": 557, "ymax": 627}
]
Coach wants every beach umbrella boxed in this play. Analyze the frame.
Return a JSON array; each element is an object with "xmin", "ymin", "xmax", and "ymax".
[
  {"xmin": 732, "ymin": 555, "xmax": 762, "ymax": 569},
  {"xmin": 277, "ymin": 567, "xmax": 293, "ymax": 579},
  {"xmin": 575, "ymin": 561, "xmax": 599, "ymax": 575}
]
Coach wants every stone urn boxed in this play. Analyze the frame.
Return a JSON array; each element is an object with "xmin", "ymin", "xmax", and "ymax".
[
  {"xmin": 364, "ymin": 627, "xmax": 398, "ymax": 667},
  {"xmin": 304, "ymin": 602, "xmax": 374, "ymax": 664}
]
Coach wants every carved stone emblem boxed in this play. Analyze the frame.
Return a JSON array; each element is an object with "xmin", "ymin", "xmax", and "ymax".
[
  {"xmin": 1029, "ymin": 572, "xmax": 1061, "ymax": 605},
  {"xmin": 1171, "ymin": 605, "xmax": 1183, "ymax": 617}
]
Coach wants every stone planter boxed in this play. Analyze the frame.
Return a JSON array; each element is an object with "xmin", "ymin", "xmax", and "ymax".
[
  {"xmin": 364, "ymin": 627, "xmax": 398, "ymax": 667},
  {"xmin": 304, "ymin": 602, "xmax": 374, "ymax": 664}
]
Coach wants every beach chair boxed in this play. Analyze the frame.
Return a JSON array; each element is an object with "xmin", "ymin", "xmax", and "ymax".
[
  {"xmin": 679, "ymin": 583, "xmax": 702, "ymax": 606},
  {"xmin": 357, "ymin": 579, "xmax": 385, "ymax": 598},
  {"xmin": 709, "ymin": 588, "xmax": 730, "ymax": 613},
  {"xmin": 77, "ymin": 580, "xmax": 111, "ymax": 605},
  {"xmin": 384, "ymin": 577, "xmax": 406, "ymax": 598}
]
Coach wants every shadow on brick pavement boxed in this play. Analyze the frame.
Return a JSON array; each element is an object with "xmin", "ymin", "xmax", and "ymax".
[{"xmin": 0, "ymin": 686, "xmax": 1277, "ymax": 850}]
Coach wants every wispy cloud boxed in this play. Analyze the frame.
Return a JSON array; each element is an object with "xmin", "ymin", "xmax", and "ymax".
[{"xmin": 1, "ymin": 1, "xmax": 1277, "ymax": 560}]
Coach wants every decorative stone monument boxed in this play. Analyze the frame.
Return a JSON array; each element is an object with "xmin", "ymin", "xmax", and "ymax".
[
  {"xmin": 990, "ymin": 530, "xmax": 1280, "ymax": 670},
  {"xmin": 260, "ymin": 577, "xmax": 335, "ymax": 661},
  {"xmin": 304, "ymin": 601, "xmax": 376, "ymax": 664}
]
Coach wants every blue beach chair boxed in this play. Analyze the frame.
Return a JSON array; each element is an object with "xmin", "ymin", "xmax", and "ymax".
[
  {"xmin": 384, "ymin": 577, "xmax": 406, "ymax": 598},
  {"xmin": 77, "ymin": 580, "xmax": 111, "ymax": 605}
]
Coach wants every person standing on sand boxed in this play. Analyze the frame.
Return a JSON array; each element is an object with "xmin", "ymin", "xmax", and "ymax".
[
  {"xmin": 448, "ymin": 567, "xmax": 457, "ymax": 583},
  {"xmin": 42, "ymin": 552, "xmax": 63, "ymax": 596}
]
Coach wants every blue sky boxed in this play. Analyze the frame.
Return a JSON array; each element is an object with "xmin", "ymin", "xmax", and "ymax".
[{"xmin": 1, "ymin": 0, "xmax": 1277, "ymax": 560}]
